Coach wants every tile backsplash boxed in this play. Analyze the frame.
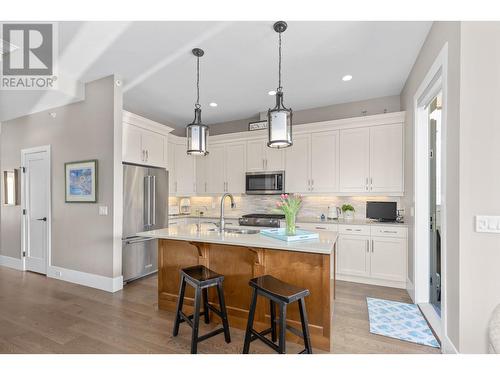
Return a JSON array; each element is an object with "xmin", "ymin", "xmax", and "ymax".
[{"xmin": 169, "ymin": 195, "xmax": 403, "ymax": 220}]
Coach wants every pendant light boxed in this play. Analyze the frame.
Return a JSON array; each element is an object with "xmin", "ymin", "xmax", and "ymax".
[
  {"xmin": 186, "ymin": 48, "xmax": 209, "ymax": 156},
  {"xmin": 267, "ymin": 21, "xmax": 293, "ymax": 149}
]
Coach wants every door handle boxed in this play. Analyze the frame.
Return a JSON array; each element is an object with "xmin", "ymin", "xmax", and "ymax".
[
  {"xmin": 36, "ymin": 217, "xmax": 47, "ymax": 222},
  {"xmin": 151, "ymin": 175, "xmax": 156, "ymax": 226}
]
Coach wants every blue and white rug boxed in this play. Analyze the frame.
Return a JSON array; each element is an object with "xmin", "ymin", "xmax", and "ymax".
[{"xmin": 366, "ymin": 297, "xmax": 440, "ymax": 348}]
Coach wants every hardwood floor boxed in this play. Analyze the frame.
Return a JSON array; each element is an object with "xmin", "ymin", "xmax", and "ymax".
[{"xmin": 0, "ymin": 266, "xmax": 440, "ymax": 354}]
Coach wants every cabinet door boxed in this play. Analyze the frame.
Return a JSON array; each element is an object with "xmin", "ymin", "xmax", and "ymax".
[
  {"xmin": 206, "ymin": 145, "xmax": 225, "ymax": 193},
  {"xmin": 310, "ymin": 131, "xmax": 339, "ymax": 192},
  {"xmin": 337, "ymin": 234, "xmax": 370, "ymax": 277},
  {"xmin": 168, "ymin": 142, "xmax": 176, "ymax": 195},
  {"xmin": 225, "ymin": 142, "xmax": 246, "ymax": 193},
  {"xmin": 370, "ymin": 236, "xmax": 406, "ymax": 282},
  {"xmin": 369, "ymin": 124, "xmax": 403, "ymax": 193},
  {"xmin": 174, "ymin": 143, "xmax": 196, "ymax": 195},
  {"xmin": 123, "ymin": 123, "xmax": 144, "ymax": 164},
  {"xmin": 339, "ymin": 128, "xmax": 370, "ymax": 192},
  {"xmin": 246, "ymin": 140, "xmax": 265, "ymax": 172},
  {"xmin": 285, "ymin": 134, "xmax": 310, "ymax": 193},
  {"xmin": 196, "ymin": 156, "xmax": 208, "ymax": 194},
  {"xmin": 142, "ymin": 129, "xmax": 165, "ymax": 167},
  {"xmin": 265, "ymin": 145, "xmax": 285, "ymax": 171}
]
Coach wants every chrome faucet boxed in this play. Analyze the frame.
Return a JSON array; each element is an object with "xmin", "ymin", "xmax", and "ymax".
[{"xmin": 219, "ymin": 193, "xmax": 236, "ymax": 232}]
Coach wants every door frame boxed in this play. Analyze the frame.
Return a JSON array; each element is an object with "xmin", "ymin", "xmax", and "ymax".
[
  {"xmin": 21, "ymin": 145, "xmax": 52, "ymax": 274},
  {"xmin": 413, "ymin": 43, "xmax": 448, "ymax": 344}
]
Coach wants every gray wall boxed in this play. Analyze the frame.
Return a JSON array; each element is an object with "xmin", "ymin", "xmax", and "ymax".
[
  {"xmin": 0, "ymin": 75, "xmax": 121, "ymax": 278},
  {"xmin": 174, "ymin": 95, "xmax": 400, "ymax": 136},
  {"xmin": 459, "ymin": 22, "xmax": 500, "ymax": 353},
  {"xmin": 399, "ymin": 21, "xmax": 461, "ymax": 349}
]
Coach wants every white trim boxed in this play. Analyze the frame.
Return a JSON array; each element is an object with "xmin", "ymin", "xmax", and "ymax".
[
  {"xmin": 123, "ymin": 110, "xmax": 174, "ymax": 135},
  {"xmin": 336, "ymin": 274, "xmax": 407, "ymax": 289},
  {"xmin": 412, "ymin": 43, "xmax": 449, "ymax": 341},
  {"xmin": 442, "ymin": 334, "xmax": 459, "ymax": 354},
  {"xmin": 406, "ymin": 277, "xmax": 415, "ymax": 303},
  {"xmin": 47, "ymin": 265, "xmax": 123, "ymax": 293},
  {"xmin": 0, "ymin": 255, "xmax": 25, "ymax": 271},
  {"xmin": 419, "ymin": 303, "xmax": 442, "ymax": 340},
  {"xmin": 21, "ymin": 145, "xmax": 52, "ymax": 275}
]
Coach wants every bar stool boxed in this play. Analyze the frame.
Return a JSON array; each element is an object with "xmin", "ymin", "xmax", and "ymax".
[
  {"xmin": 172, "ymin": 265, "xmax": 231, "ymax": 354},
  {"xmin": 242, "ymin": 275, "xmax": 312, "ymax": 354}
]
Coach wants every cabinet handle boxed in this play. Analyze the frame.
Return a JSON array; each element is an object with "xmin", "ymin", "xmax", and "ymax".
[
  {"xmin": 372, "ymin": 240, "xmax": 374, "ymax": 253},
  {"xmin": 365, "ymin": 177, "xmax": 368, "ymax": 191},
  {"xmin": 311, "ymin": 179, "xmax": 314, "ymax": 191},
  {"xmin": 315, "ymin": 226, "xmax": 327, "ymax": 230},
  {"xmin": 146, "ymin": 150, "xmax": 149, "ymax": 162},
  {"xmin": 175, "ymin": 181, "xmax": 177, "ymax": 193},
  {"xmin": 367, "ymin": 239, "xmax": 370, "ymax": 253},
  {"xmin": 263, "ymin": 159, "xmax": 265, "ymax": 170},
  {"xmin": 142, "ymin": 150, "xmax": 146, "ymax": 162},
  {"xmin": 205, "ymin": 182, "xmax": 207, "ymax": 192},
  {"xmin": 383, "ymin": 230, "xmax": 397, "ymax": 234}
]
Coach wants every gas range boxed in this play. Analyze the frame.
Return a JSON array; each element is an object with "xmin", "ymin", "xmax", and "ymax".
[{"xmin": 238, "ymin": 213, "xmax": 285, "ymax": 228}]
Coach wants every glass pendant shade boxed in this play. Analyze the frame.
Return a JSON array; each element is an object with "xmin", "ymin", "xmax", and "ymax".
[
  {"xmin": 267, "ymin": 91, "xmax": 292, "ymax": 148},
  {"xmin": 186, "ymin": 107, "xmax": 209, "ymax": 156}
]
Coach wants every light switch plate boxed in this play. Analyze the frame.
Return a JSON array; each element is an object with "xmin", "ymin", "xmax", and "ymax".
[
  {"xmin": 475, "ymin": 215, "xmax": 500, "ymax": 233},
  {"xmin": 99, "ymin": 206, "xmax": 109, "ymax": 216}
]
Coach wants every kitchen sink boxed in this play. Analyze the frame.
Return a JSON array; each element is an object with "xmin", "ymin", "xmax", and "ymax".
[{"xmin": 224, "ymin": 228, "xmax": 260, "ymax": 234}]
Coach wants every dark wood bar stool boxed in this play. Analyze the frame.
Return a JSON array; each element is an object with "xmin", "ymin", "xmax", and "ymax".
[
  {"xmin": 172, "ymin": 265, "xmax": 231, "ymax": 354},
  {"xmin": 242, "ymin": 275, "xmax": 312, "ymax": 354}
]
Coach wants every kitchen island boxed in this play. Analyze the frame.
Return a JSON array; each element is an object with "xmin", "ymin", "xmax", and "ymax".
[{"xmin": 137, "ymin": 224, "xmax": 337, "ymax": 351}]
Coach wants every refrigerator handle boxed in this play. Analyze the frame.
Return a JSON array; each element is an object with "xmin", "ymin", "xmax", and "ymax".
[
  {"xmin": 151, "ymin": 175, "xmax": 156, "ymax": 226},
  {"xmin": 144, "ymin": 176, "xmax": 151, "ymax": 227}
]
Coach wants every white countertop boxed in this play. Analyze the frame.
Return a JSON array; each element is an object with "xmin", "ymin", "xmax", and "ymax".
[{"xmin": 137, "ymin": 224, "xmax": 337, "ymax": 255}]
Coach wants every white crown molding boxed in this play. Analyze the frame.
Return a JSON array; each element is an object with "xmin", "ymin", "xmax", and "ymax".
[
  {"xmin": 0, "ymin": 255, "xmax": 25, "ymax": 271},
  {"xmin": 123, "ymin": 110, "xmax": 174, "ymax": 135},
  {"xmin": 47, "ymin": 265, "xmax": 123, "ymax": 293}
]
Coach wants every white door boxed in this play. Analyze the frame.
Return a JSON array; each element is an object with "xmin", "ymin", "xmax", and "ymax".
[
  {"xmin": 285, "ymin": 134, "xmax": 310, "ymax": 193},
  {"xmin": 310, "ymin": 131, "xmax": 339, "ymax": 192},
  {"xmin": 369, "ymin": 124, "xmax": 403, "ymax": 192},
  {"xmin": 167, "ymin": 141, "xmax": 176, "ymax": 195},
  {"xmin": 123, "ymin": 123, "xmax": 144, "ymax": 164},
  {"xmin": 339, "ymin": 128, "xmax": 370, "ymax": 192},
  {"xmin": 225, "ymin": 143, "xmax": 246, "ymax": 193},
  {"xmin": 370, "ymin": 236, "xmax": 406, "ymax": 282},
  {"xmin": 206, "ymin": 145, "xmax": 225, "ymax": 193},
  {"xmin": 336, "ymin": 234, "xmax": 370, "ymax": 277},
  {"xmin": 265, "ymin": 145, "xmax": 285, "ymax": 171},
  {"xmin": 246, "ymin": 139, "xmax": 265, "ymax": 172},
  {"xmin": 174, "ymin": 143, "xmax": 196, "ymax": 195},
  {"xmin": 22, "ymin": 148, "xmax": 51, "ymax": 275},
  {"xmin": 142, "ymin": 129, "xmax": 165, "ymax": 167}
]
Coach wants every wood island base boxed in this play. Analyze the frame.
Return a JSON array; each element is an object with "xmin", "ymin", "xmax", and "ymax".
[{"xmin": 157, "ymin": 239, "xmax": 333, "ymax": 352}]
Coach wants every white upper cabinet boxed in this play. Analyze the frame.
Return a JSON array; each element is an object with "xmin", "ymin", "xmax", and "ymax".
[
  {"xmin": 225, "ymin": 143, "xmax": 246, "ymax": 193},
  {"xmin": 206, "ymin": 145, "xmax": 225, "ymax": 193},
  {"xmin": 285, "ymin": 134, "xmax": 310, "ymax": 193},
  {"xmin": 122, "ymin": 111, "xmax": 173, "ymax": 168},
  {"xmin": 310, "ymin": 131, "xmax": 339, "ymax": 193},
  {"xmin": 339, "ymin": 128, "xmax": 370, "ymax": 192},
  {"xmin": 369, "ymin": 124, "xmax": 404, "ymax": 193},
  {"xmin": 246, "ymin": 139, "xmax": 284, "ymax": 172},
  {"xmin": 173, "ymin": 143, "xmax": 196, "ymax": 196},
  {"xmin": 168, "ymin": 142, "xmax": 176, "ymax": 194}
]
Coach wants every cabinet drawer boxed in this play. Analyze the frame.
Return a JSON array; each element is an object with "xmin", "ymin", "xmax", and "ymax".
[
  {"xmin": 370, "ymin": 225, "xmax": 407, "ymax": 238},
  {"xmin": 339, "ymin": 224, "xmax": 370, "ymax": 236},
  {"xmin": 295, "ymin": 222, "xmax": 338, "ymax": 231}
]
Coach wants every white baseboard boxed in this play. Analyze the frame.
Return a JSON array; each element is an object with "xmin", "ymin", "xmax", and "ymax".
[
  {"xmin": 442, "ymin": 334, "xmax": 459, "ymax": 354},
  {"xmin": 47, "ymin": 266, "xmax": 123, "ymax": 293},
  {"xmin": 406, "ymin": 277, "xmax": 415, "ymax": 302},
  {"xmin": 336, "ymin": 274, "xmax": 406, "ymax": 289},
  {"xmin": 0, "ymin": 255, "xmax": 24, "ymax": 271}
]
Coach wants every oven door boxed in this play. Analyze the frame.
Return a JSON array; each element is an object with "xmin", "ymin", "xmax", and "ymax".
[{"xmin": 245, "ymin": 171, "xmax": 284, "ymax": 195}]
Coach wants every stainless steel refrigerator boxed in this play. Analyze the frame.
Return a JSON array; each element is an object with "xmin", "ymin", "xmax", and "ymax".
[{"xmin": 122, "ymin": 163, "xmax": 168, "ymax": 283}]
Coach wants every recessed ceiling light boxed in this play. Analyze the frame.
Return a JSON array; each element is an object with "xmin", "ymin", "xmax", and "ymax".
[
  {"xmin": 209, "ymin": 102, "xmax": 218, "ymax": 107},
  {"xmin": 342, "ymin": 75, "xmax": 353, "ymax": 82},
  {"xmin": 268, "ymin": 90, "xmax": 276, "ymax": 96}
]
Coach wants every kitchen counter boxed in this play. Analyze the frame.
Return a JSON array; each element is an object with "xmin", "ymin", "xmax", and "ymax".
[
  {"xmin": 138, "ymin": 223, "xmax": 336, "ymax": 351},
  {"xmin": 138, "ymin": 224, "xmax": 337, "ymax": 255}
]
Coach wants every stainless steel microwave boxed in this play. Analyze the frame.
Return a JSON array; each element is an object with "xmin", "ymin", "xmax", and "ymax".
[{"xmin": 245, "ymin": 171, "xmax": 285, "ymax": 195}]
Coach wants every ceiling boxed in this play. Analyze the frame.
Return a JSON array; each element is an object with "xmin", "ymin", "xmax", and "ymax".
[{"xmin": 2, "ymin": 21, "xmax": 432, "ymax": 129}]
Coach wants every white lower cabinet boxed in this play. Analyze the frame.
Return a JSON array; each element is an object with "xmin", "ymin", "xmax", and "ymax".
[
  {"xmin": 336, "ymin": 225, "xmax": 407, "ymax": 288},
  {"xmin": 337, "ymin": 234, "xmax": 371, "ymax": 277}
]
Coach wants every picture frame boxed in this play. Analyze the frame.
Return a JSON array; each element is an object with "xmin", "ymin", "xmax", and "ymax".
[{"xmin": 64, "ymin": 159, "xmax": 98, "ymax": 203}]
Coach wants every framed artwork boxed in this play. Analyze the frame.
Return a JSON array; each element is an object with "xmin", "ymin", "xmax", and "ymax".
[{"xmin": 65, "ymin": 160, "xmax": 98, "ymax": 203}]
